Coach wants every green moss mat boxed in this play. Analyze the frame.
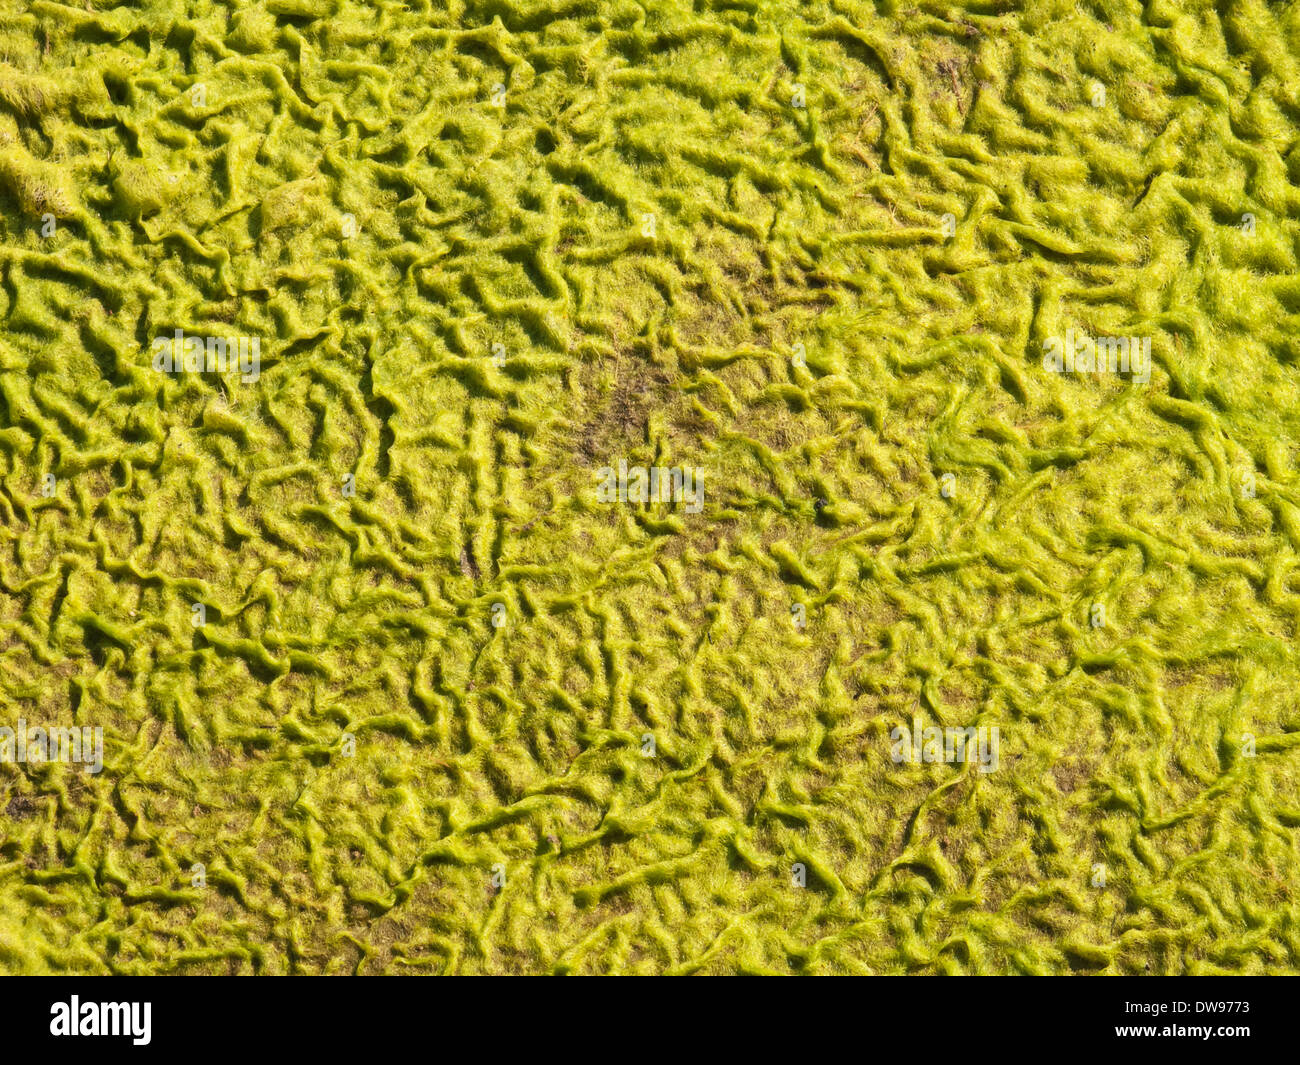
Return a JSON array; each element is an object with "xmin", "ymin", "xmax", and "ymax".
[{"xmin": 1, "ymin": 0, "xmax": 1299, "ymax": 974}]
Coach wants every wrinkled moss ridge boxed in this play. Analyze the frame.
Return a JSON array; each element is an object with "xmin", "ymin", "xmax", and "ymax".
[{"xmin": 1, "ymin": 0, "xmax": 1299, "ymax": 974}]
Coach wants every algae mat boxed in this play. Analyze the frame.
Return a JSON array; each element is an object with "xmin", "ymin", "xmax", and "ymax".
[{"xmin": 0, "ymin": 0, "xmax": 1299, "ymax": 976}]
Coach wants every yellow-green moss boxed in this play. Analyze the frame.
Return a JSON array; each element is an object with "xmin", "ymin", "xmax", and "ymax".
[{"xmin": 0, "ymin": 0, "xmax": 1299, "ymax": 977}]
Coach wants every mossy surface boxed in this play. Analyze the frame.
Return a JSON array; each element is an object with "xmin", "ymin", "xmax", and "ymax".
[{"xmin": 1, "ymin": 0, "xmax": 1299, "ymax": 974}]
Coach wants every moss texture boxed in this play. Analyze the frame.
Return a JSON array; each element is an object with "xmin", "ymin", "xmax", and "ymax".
[{"xmin": 1, "ymin": 0, "xmax": 1299, "ymax": 974}]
